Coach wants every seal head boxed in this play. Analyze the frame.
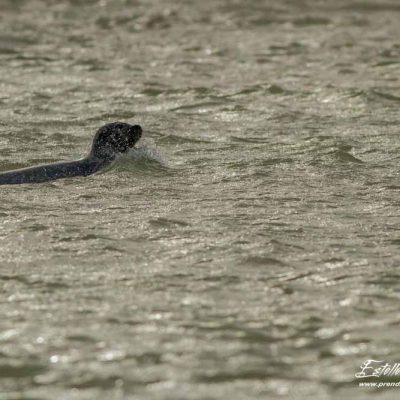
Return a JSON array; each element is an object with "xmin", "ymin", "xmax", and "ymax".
[
  {"xmin": 90, "ymin": 122, "xmax": 142, "ymax": 161},
  {"xmin": 0, "ymin": 121, "xmax": 143, "ymax": 185}
]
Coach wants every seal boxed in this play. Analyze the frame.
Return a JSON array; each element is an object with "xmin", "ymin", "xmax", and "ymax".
[{"xmin": 0, "ymin": 122, "xmax": 142, "ymax": 185}]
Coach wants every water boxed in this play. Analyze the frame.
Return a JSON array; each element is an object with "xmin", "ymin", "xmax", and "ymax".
[{"xmin": 1, "ymin": 0, "xmax": 400, "ymax": 399}]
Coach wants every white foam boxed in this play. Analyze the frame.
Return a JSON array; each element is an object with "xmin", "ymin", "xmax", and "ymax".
[{"xmin": 125, "ymin": 138, "xmax": 168, "ymax": 166}]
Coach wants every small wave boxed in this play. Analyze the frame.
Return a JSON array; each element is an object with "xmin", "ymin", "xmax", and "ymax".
[
  {"xmin": 371, "ymin": 90, "xmax": 400, "ymax": 102},
  {"xmin": 333, "ymin": 149, "xmax": 364, "ymax": 164}
]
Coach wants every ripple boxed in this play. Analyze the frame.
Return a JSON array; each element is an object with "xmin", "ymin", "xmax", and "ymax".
[
  {"xmin": 242, "ymin": 256, "xmax": 286, "ymax": 267},
  {"xmin": 332, "ymin": 150, "xmax": 364, "ymax": 164},
  {"xmin": 371, "ymin": 90, "xmax": 400, "ymax": 102},
  {"xmin": 292, "ymin": 16, "xmax": 332, "ymax": 26},
  {"xmin": 149, "ymin": 217, "xmax": 191, "ymax": 228},
  {"xmin": 170, "ymin": 101, "xmax": 229, "ymax": 113},
  {"xmin": 0, "ymin": 362, "xmax": 47, "ymax": 378}
]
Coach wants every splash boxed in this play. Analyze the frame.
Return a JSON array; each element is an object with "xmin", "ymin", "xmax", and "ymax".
[
  {"xmin": 111, "ymin": 138, "xmax": 170, "ymax": 175},
  {"xmin": 127, "ymin": 138, "xmax": 168, "ymax": 166}
]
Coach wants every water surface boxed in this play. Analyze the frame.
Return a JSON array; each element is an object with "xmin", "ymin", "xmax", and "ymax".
[{"xmin": 1, "ymin": 1, "xmax": 400, "ymax": 399}]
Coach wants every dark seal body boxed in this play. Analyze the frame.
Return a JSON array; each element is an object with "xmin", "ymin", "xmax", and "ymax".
[{"xmin": 0, "ymin": 122, "xmax": 142, "ymax": 185}]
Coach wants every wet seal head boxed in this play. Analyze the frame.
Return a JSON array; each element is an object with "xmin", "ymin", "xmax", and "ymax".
[
  {"xmin": 91, "ymin": 122, "xmax": 142, "ymax": 160},
  {"xmin": 0, "ymin": 121, "xmax": 144, "ymax": 185}
]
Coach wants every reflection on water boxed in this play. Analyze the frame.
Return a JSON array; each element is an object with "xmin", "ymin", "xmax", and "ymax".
[{"xmin": 1, "ymin": 0, "xmax": 400, "ymax": 399}]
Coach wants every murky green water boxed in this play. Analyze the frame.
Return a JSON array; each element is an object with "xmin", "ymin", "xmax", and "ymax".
[{"xmin": 1, "ymin": 0, "xmax": 400, "ymax": 399}]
